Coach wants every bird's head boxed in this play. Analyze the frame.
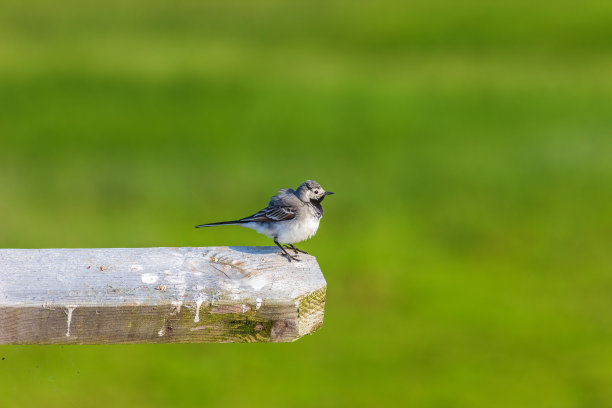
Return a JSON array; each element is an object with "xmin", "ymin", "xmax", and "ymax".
[{"xmin": 296, "ymin": 180, "xmax": 334, "ymax": 204}]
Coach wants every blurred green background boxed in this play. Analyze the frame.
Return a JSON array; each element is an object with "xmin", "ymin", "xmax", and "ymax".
[{"xmin": 1, "ymin": 0, "xmax": 612, "ymax": 406}]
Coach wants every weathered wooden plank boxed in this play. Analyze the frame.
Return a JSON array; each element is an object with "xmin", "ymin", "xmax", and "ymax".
[{"xmin": 0, "ymin": 247, "xmax": 326, "ymax": 344}]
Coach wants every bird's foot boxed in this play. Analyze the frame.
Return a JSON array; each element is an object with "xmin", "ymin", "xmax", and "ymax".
[
  {"xmin": 282, "ymin": 244, "xmax": 299, "ymax": 255},
  {"xmin": 275, "ymin": 240, "xmax": 301, "ymax": 262},
  {"xmin": 280, "ymin": 251, "xmax": 300, "ymax": 262},
  {"xmin": 288, "ymin": 244, "xmax": 309, "ymax": 255}
]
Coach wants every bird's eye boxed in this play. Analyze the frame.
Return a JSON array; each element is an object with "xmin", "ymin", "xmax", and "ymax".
[{"xmin": 314, "ymin": 190, "xmax": 319, "ymax": 194}]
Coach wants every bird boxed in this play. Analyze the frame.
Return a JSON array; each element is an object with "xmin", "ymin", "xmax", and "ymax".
[{"xmin": 195, "ymin": 180, "xmax": 334, "ymax": 261}]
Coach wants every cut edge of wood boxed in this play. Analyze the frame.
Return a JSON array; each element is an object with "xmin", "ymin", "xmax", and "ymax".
[{"xmin": 296, "ymin": 286, "xmax": 327, "ymax": 339}]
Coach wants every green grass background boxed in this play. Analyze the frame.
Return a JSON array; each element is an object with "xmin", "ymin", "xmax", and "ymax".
[{"xmin": 1, "ymin": 0, "xmax": 612, "ymax": 406}]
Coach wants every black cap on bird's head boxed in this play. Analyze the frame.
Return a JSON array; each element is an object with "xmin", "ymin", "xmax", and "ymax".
[{"xmin": 296, "ymin": 180, "xmax": 334, "ymax": 203}]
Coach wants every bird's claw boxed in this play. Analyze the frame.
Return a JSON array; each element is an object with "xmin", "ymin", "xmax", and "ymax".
[{"xmin": 280, "ymin": 251, "xmax": 300, "ymax": 262}]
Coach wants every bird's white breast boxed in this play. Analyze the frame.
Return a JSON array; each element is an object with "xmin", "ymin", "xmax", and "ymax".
[
  {"xmin": 241, "ymin": 203, "xmax": 323, "ymax": 245},
  {"xmin": 275, "ymin": 214, "xmax": 320, "ymax": 244},
  {"xmin": 244, "ymin": 211, "xmax": 321, "ymax": 245}
]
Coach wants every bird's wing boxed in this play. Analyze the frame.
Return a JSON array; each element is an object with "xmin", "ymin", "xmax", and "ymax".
[
  {"xmin": 239, "ymin": 204, "xmax": 296, "ymax": 223},
  {"xmin": 239, "ymin": 188, "xmax": 302, "ymax": 223}
]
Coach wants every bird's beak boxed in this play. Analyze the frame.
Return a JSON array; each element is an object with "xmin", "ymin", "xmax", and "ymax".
[{"xmin": 324, "ymin": 191, "xmax": 334, "ymax": 196}]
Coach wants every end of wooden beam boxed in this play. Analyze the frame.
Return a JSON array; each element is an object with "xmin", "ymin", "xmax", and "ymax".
[{"xmin": 0, "ymin": 247, "xmax": 327, "ymax": 344}]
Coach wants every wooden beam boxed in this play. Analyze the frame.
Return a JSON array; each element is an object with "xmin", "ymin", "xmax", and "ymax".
[{"xmin": 0, "ymin": 247, "xmax": 326, "ymax": 344}]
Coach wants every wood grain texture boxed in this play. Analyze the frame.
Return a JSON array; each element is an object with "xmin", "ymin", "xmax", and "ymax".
[{"xmin": 0, "ymin": 247, "xmax": 326, "ymax": 344}]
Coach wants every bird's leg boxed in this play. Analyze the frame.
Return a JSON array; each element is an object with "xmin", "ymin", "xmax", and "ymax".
[
  {"xmin": 288, "ymin": 244, "xmax": 308, "ymax": 255},
  {"xmin": 274, "ymin": 239, "xmax": 299, "ymax": 262}
]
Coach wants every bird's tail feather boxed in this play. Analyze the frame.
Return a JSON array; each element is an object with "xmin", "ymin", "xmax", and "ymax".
[{"xmin": 195, "ymin": 220, "xmax": 245, "ymax": 228}]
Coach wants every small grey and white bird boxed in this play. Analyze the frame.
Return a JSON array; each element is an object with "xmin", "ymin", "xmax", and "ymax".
[{"xmin": 195, "ymin": 180, "xmax": 333, "ymax": 261}]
